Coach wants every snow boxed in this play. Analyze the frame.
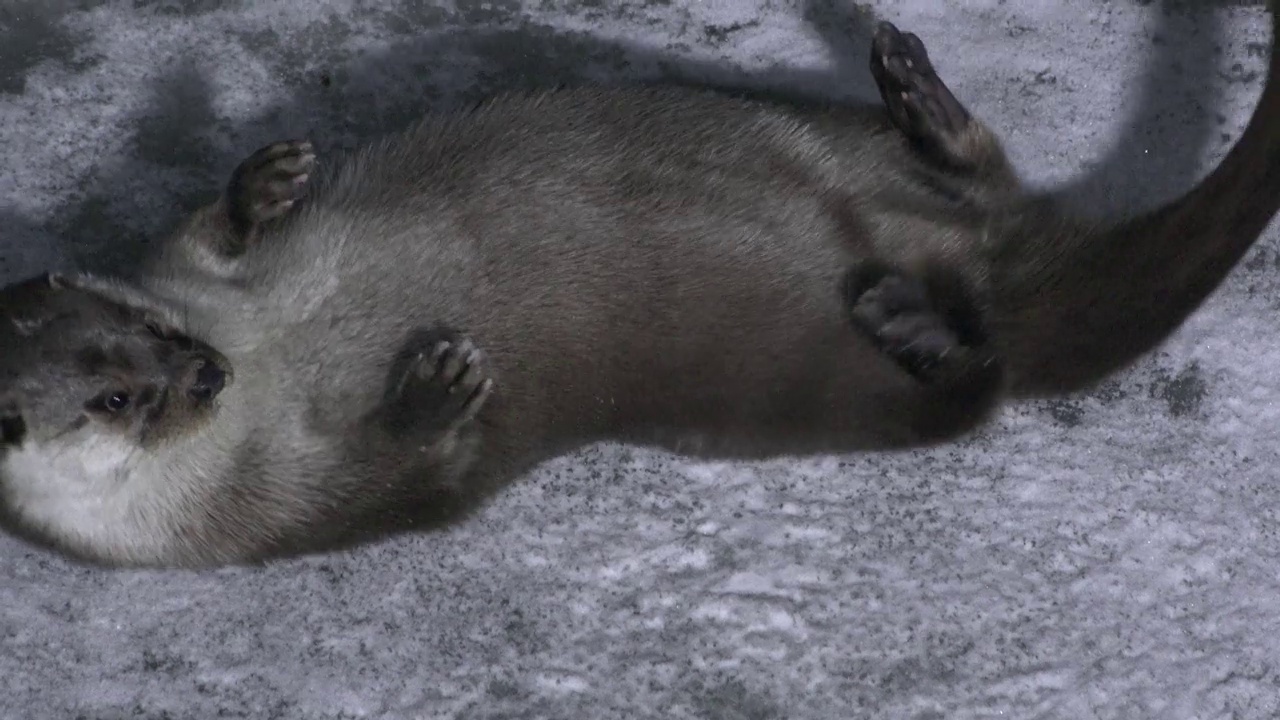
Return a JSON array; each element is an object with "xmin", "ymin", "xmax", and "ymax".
[{"xmin": 2, "ymin": 0, "xmax": 1279, "ymax": 718}]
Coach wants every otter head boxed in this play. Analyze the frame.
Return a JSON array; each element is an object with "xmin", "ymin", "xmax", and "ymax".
[
  {"xmin": 0, "ymin": 272, "xmax": 234, "ymax": 565},
  {"xmin": 0, "ymin": 272, "xmax": 232, "ymax": 447}
]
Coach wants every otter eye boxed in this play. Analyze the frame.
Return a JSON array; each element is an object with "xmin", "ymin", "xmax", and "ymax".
[{"xmin": 88, "ymin": 392, "xmax": 132, "ymax": 414}]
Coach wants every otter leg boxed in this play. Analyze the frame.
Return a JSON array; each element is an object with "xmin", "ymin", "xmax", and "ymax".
[
  {"xmin": 221, "ymin": 140, "xmax": 315, "ymax": 254},
  {"xmin": 870, "ymin": 22, "xmax": 1017, "ymax": 188},
  {"xmin": 381, "ymin": 327, "xmax": 494, "ymax": 441},
  {"xmin": 158, "ymin": 140, "xmax": 314, "ymax": 271},
  {"xmin": 842, "ymin": 260, "xmax": 1005, "ymax": 439}
]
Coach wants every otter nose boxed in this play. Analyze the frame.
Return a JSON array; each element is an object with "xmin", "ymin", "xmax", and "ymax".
[{"xmin": 189, "ymin": 359, "xmax": 227, "ymax": 401}]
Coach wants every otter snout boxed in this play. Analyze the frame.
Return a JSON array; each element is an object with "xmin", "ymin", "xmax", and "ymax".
[{"xmin": 186, "ymin": 357, "xmax": 230, "ymax": 401}]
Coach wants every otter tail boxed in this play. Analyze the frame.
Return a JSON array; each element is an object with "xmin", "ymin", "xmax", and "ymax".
[{"xmin": 989, "ymin": 4, "xmax": 1280, "ymax": 398}]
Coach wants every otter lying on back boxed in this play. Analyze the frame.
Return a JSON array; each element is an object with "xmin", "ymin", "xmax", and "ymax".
[{"xmin": 2, "ymin": 19, "xmax": 1279, "ymax": 568}]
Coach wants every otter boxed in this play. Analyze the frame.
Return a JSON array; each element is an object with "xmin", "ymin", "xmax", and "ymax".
[{"xmin": 1, "ymin": 16, "xmax": 1278, "ymax": 568}]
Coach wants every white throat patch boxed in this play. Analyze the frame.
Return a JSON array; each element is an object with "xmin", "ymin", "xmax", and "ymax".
[{"xmin": 0, "ymin": 431, "xmax": 178, "ymax": 561}]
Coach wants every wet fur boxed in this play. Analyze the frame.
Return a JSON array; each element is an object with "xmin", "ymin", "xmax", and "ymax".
[{"xmin": 2, "ymin": 12, "xmax": 1279, "ymax": 567}]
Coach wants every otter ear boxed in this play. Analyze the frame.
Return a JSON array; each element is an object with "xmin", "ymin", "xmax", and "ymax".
[
  {"xmin": 3, "ymin": 272, "xmax": 70, "ymax": 335},
  {"xmin": 0, "ymin": 398, "xmax": 25, "ymax": 447},
  {"xmin": 0, "ymin": 415, "xmax": 24, "ymax": 446}
]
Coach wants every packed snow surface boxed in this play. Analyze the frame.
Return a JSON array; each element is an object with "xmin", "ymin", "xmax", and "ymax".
[{"xmin": 1, "ymin": 1, "xmax": 1278, "ymax": 718}]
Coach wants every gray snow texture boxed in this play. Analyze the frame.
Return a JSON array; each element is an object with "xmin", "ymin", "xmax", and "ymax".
[{"xmin": 1, "ymin": 1, "xmax": 1279, "ymax": 718}]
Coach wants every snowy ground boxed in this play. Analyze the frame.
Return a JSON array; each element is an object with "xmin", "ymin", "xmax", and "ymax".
[{"xmin": 2, "ymin": 1, "xmax": 1279, "ymax": 718}]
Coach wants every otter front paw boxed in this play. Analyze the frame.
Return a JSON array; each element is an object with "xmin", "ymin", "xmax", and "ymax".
[
  {"xmin": 225, "ymin": 140, "xmax": 315, "ymax": 243},
  {"xmin": 843, "ymin": 261, "xmax": 994, "ymax": 383},
  {"xmin": 389, "ymin": 330, "xmax": 494, "ymax": 437}
]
